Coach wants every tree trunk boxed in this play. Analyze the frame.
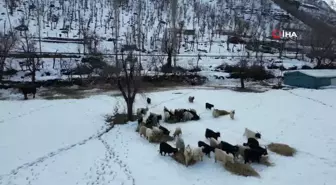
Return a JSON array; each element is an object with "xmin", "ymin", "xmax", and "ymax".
[
  {"xmin": 240, "ymin": 71, "xmax": 245, "ymax": 89},
  {"xmin": 316, "ymin": 58, "xmax": 322, "ymax": 67},
  {"xmin": 0, "ymin": 59, "xmax": 5, "ymax": 81},
  {"xmin": 31, "ymin": 58, "xmax": 36, "ymax": 83},
  {"xmin": 240, "ymin": 76, "xmax": 245, "ymax": 89},
  {"xmin": 127, "ymin": 98, "xmax": 134, "ymax": 121},
  {"xmin": 166, "ymin": 49, "xmax": 172, "ymax": 71}
]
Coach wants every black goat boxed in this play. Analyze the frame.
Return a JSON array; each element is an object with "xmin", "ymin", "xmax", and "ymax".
[
  {"xmin": 218, "ymin": 141, "xmax": 239, "ymax": 158},
  {"xmin": 159, "ymin": 142, "xmax": 178, "ymax": 156},
  {"xmin": 250, "ymin": 145, "xmax": 268, "ymax": 156},
  {"xmin": 243, "ymin": 138, "xmax": 260, "ymax": 148},
  {"xmin": 145, "ymin": 113, "xmax": 160, "ymax": 126},
  {"xmin": 188, "ymin": 96, "xmax": 195, "ymax": 103},
  {"xmin": 147, "ymin": 97, "xmax": 151, "ymax": 104},
  {"xmin": 188, "ymin": 110, "xmax": 200, "ymax": 121},
  {"xmin": 205, "ymin": 128, "xmax": 220, "ymax": 140},
  {"xmin": 255, "ymin": 132, "xmax": 261, "ymax": 139},
  {"xmin": 244, "ymin": 148, "xmax": 264, "ymax": 164},
  {"xmin": 174, "ymin": 109, "xmax": 187, "ymax": 122},
  {"xmin": 243, "ymin": 138, "xmax": 267, "ymax": 156},
  {"xmin": 137, "ymin": 117, "xmax": 143, "ymax": 124},
  {"xmin": 20, "ymin": 86, "xmax": 37, "ymax": 100},
  {"xmin": 198, "ymin": 141, "xmax": 215, "ymax": 157},
  {"xmin": 159, "ymin": 126, "xmax": 170, "ymax": 135},
  {"xmin": 164, "ymin": 107, "xmax": 173, "ymax": 116},
  {"xmin": 205, "ymin": 102, "xmax": 214, "ymax": 110}
]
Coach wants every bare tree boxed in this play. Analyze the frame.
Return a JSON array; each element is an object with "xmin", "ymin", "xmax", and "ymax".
[
  {"xmin": 309, "ymin": 33, "xmax": 336, "ymax": 67},
  {"xmin": 6, "ymin": 0, "xmax": 20, "ymax": 16},
  {"xmin": 113, "ymin": 0, "xmax": 122, "ymax": 67},
  {"xmin": 208, "ymin": 11, "xmax": 216, "ymax": 52},
  {"xmin": 171, "ymin": 0, "xmax": 178, "ymax": 67},
  {"xmin": 161, "ymin": 35, "xmax": 174, "ymax": 73},
  {"xmin": 20, "ymin": 31, "xmax": 38, "ymax": 83},
  {"xmin": 177, "ymin": 21, "xmax": 185, "ymax": 54},
  {"xmin": 238, "ymin": 59, "xmax": 248, "ymax": 89},
  {"xmin": 0, "ymin": 31, "xmax": 18, "ymax": 81},
  {"xmin": 116, "ymin": 52, "xmax": 143, "ymax": 121}
]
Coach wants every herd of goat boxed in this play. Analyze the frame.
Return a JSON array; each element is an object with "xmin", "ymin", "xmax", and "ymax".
[{"xmin": 136, "ymin": 96, "xmax": 268, "ymax": 167}]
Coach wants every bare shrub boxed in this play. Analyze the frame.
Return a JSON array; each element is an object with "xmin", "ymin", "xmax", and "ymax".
[{"xmin": 105, "ymin": 101, "xmax": 130, "ymax": 125}]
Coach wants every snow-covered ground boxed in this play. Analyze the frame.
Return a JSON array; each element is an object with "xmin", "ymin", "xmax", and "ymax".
[{"xmin": 1, "ymin": 88, "xmax": 336, "ymax": 185}]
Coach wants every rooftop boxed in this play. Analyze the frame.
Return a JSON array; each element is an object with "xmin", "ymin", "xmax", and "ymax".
[{"xmin": 286, "ymin": 69, "xmax": 336, "ymax": 78}]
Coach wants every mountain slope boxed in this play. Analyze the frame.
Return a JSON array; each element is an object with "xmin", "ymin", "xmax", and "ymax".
[{"xmin": 323, "ymin": 0, "xmax": 336, "ymax": 10}]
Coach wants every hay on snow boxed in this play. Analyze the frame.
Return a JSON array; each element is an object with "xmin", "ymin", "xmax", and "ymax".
[
  {"xmin": 149, "ymin": 132, "xmax": 174, "ymax": 143},
  {"xmin": 171, "ymin": 150, "xmax": 197, "ymax": 166},
  {"xmin": 260, "ymin": 155, "xmax": 274, "ymax": 166},
  {"xmin": 224, "ymin": 161, "xmax": 260, "ymax": 177},
  {"xmin": 268, "ymin": 143, "xmax": 297, "ymax": 157}
]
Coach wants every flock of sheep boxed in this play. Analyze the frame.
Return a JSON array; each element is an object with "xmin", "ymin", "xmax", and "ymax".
[
  {"xmin": 148, "ymin": 126, "xmax": 267, "ymax": 167},
  {"xmin": 134, "ymin": 96, "xmax": 272, "ymax": 169}
]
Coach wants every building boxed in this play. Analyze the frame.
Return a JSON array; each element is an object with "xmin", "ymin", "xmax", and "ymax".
[{"xmin": 284, "ymin": 69, "xmax": 336, "ymax": 89}]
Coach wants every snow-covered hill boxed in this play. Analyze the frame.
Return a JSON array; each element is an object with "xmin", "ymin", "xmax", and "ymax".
[
  {"xmin": 0, "ymin": 0, "xmax": 305, "ymax": 54},
  {"xmin": 323, "ymin": 0, "xmax": 336, "ymax": 10}
]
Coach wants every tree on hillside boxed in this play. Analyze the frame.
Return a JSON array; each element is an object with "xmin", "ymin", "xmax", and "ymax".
[
  {"xmin": 238, "ymin": 59, "xmax": 248, "ymax": 89},
  {"xmin": 161, "ymin": 35, "xmax": 174, "ymax": 73},
  {"xmin": 6, "ymin": 0, "xmax": 20, "ymax": 15},
  {"xmin": 171, "ymin": 0, "xmax": 178, "ymax": 68},
  {"xmin": 0, "ymin": 31, "xmax": 18, "ymax": 81},
  {"xmin": 307, "ymin": 31, "xmax": 336, "ymax": 67},
  {"xmin": 21, "ymin": 31, "xmax": 38, "ymax": 83}
]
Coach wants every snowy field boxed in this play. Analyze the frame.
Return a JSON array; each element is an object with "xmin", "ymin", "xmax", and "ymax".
[{"xmin": 1, "ymin": 88, "xmax": 336, "ymax": 185}]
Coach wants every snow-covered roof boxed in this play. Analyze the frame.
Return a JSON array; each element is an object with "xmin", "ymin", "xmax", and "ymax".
[{"xmin": 287, "ymin": 69, "xmax": 336, "ymax": 78}]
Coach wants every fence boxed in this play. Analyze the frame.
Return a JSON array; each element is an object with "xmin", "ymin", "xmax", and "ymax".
[{"xmin": 1, "ymin": 51, "xmax": 295, "ymax": 59}]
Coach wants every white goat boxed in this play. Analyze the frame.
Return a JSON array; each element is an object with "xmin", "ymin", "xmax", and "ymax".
[
  {"xmin": 152, "ymin": 126, "xmax": 163, "ymax": 135},
  {"xmin": 175, "ymin": 136, "xmax": 185, "ymax": 151},
  {"xmin": 210, "ymin": 137, "xmax": 219, "ymax": 148},
  {"xmin": 173, "ymin": 127, "xmax": 182, "ymax": 137},
  {"xmin": 243, "ymin": 128, "xmax": 261, "ymax": 139},
  {"xmin": 182, "ymin": 111, "xmax": 193, "ymax": 121},
  {"xmin": 192, "ymin": 147, "xmax": 204, "ymax": 162},
  {"xmin": 145, "ymin": 128, "xmax": 154, "ymax": 142},
  {"xmin": 214, "ymin": 148, "xmax": 234, "ymax": 165},
  {"xmin": 184, "ymin": 145, "xmax": 193, "ymax": 167},
  {"xmin": 237, "ymin": 144, "xmax": 249, "ymax": 159},
  {"xmin": 139, "ymin": 126, "xmax": 147, "ymax": 137}
]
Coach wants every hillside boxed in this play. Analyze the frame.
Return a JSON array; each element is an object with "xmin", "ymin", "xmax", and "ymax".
[
  {"xmin": 1, "ymin": 0, "xmax": 335, "ymax": 85},
  {"xmin": 0, "ymin": 0, "xmax": 305, "ymax": 54},
  {"xmin": 322, "ymin": 0, "xmax": 336, "ymax": 10}
]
